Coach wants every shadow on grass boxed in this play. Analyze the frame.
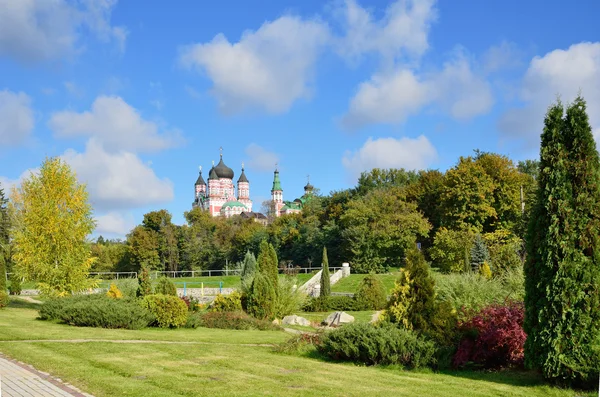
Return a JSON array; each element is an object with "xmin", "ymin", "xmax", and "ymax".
[{"xmin": 8, "ymin": 298, "xmax": 42, "ymax": 310}]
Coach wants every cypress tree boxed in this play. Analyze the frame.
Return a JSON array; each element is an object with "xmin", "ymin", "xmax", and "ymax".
[
  {"xmin": 320, "ymin": 247, "xmax": 331, "ymax": 297},
  {"xmin": 240, "ymin": 250, "xmax": 257, "ymax": 294},
  {"xmin": 525, "ymin": 97, "xmax": 600, "ymax": 387},
  {"xmin": 246, "ymin": 273, "xmax": 275, "ymax": 320}
]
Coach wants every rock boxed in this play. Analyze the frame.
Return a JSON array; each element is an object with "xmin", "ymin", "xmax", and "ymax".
[
  {"xmin": 272, "ymin": 319, "xmax": 281, "ymax": 325},
  {"xmin": 323, "ymin": 311, "xmax": 355, "ymax": 327},
  {"xmin": 282, "ymin": 315, "xmax": 311, "ymax": 327},
  {"xmin": 370, "ymin": 310, "xmax": 382, "ymax": 324}
]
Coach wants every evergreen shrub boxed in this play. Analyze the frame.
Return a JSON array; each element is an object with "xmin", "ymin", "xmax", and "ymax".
[
  {"xmin": 154, "ymin": 277, "xmax": 177, "ymax": 296},
  {"xmin": 302, "ymin": 295, "xmax": 361, "ymax": 312},
  {"xmin": 354, "ymin": 274, "xmax": 387, "ymax": 310},
  {"xmin": 0, "ymin": 291, "xmax": 8, "ymax": 308},
  {"xmin": 273, "ymin": 276, "xmax": 306, "ymax": 318},
  {"xmin": 210, "ymin": 291, "xmax": 243, "ymax": 312},
  {"xmin": 106, "ymin": 283, "xmax": 123, "ymax": 299},
  {"xmin": 246, "ymin": 273, "xmax": 275, "ymax": 320},
  {"xmin": 188, "ymin": 311, "xmax": 281, "ymax": 331},
  {"xmin": 142, "ymin": 294, "xmax": 188, "ymax": 328},
  {"xmin": 136, "ymin": 266, "xmax": 152, "ymax": 297},
  {"xmin": 8, "ymin": 273, "xmax": 21, "ymax": 295},
  {"xmin": 114, "ymin": 278, "xmax": 139, "ymax": 298},
  {"xmin": 318, "ymin": 322, "xmax": 436, "ymax": 368}
]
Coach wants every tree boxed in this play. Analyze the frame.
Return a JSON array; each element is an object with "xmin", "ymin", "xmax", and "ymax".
[
  {"xmin": 246, "ymin": 273, "xmax": 275, "ymax": 320},
  {"xmin": 240, "ymin": 250, "xmax": 257, "ymax": 294},
  {"xmin": 0, "ymin": 184, "xmax": 8, "ymax": 292},
  {"xmin": 10, "ymin": 158, "xmax": 95, "ymax": 296},
  {"xmin": 320, "ymin": 247, "xmax": 330, "ymax": 297},
  {"xmin": 137, "ymin": 266, "xmax": 152, "ymax": 297},
  {"xmin": 340, "ymin": 188, "xmax": 430, "ymax": 273},
  {"xmin": 355, "ymin": 168, "xmax": 419, "ymax": 196},
  {"xmin": 127, "ymin": 226, "xmax": 160, "ymax": 271},
  {"xmin": 470, "ymin": 234, "xmax": 490, "ymax": 272},
  {"xmin": 525, "ymin": 97, "xmax": 600, "ymax": 387},
  {"xmin": 257, "ymin": 240, "xmax": 278, "ymax": 292}
]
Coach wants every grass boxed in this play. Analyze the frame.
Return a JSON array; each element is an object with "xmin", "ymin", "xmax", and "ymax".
[
  {"xmin": 331, "ymin": 273, "xmax": 400, "ymax": 294},
  {"xmin": 0, "ymin": 300, "xmax": 595, "ymax": 396},
  {"xmin": 295, "ymin": 311, "xmax": 376, "ymax": 325}
]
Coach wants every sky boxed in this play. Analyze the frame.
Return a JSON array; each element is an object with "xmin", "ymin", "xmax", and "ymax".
[{"xmin": 0, "ymin": 0, "xmax": 599, "ymax": 238}]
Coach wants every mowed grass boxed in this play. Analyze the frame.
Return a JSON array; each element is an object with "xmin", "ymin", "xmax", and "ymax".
[
  {"xmin": 331, "ymin": 273, "xmax": 400, "ymax": 294},
  {"xmin": 0, "ymin": 301, "xmax": 594, "ymax": 397}
]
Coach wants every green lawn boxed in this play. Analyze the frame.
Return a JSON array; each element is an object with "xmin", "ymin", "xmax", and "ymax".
[
  {"xmin": 331, "ymin": 273, "xmax": 400, "ymax": 294},
  {"xmin": 0, "ymin": 299, "xmax": 593, "ymax": 397},
  {"xmin": 295, "ymin": 311, "xmax": 376, "ymax": 325}
]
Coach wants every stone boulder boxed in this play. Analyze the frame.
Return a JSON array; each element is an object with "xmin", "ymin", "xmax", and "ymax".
[
  {"xmin": 323, "ymin": 311, "xmax": 355, "ymax": 327},
  {"xmin": 282, "ymin": 315, "xmax": 311, "ymax": 327}
]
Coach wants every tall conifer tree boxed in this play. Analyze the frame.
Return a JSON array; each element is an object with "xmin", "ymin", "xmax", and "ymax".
[
  {"xmin": 0, "ymin": 185, "xmax": 8, "ymax": 292},
  {"xmin": 525, "ymin": 97, "xmax": 600, "ymax": 386},
  {"xmin": 320, "ymin": 247, "xmax": 330, "ymax": 297}
]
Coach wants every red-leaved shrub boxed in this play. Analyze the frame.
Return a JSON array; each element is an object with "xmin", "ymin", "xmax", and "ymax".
[{"xmin": 453, "ymin": 301, "xmax": 526, "ymax": 369}]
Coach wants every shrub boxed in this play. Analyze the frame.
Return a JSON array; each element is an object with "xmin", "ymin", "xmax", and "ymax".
[
  {"xmin": 106, "ymin": 283, "xmax": 123, "ymax": 299},
  {"xmin": 302, "ymin": 295, "xmax": 361, "ymax": 312},
  {"xmin": 246, "ymin": 273, "xmax": 275, "ymax": 320},
  {"xmin": 257, "ymin": 240, "xmax": 278, "ymax": 293},
  {"xmin": 8, "ymin": 273, "xmax": 21, "ymax": 295},
  {"xmin": 483, "ymin": 230, "xmax": 523, "ymax": 275},
  {"xmin": 142, "ymin": 294, "xmax": 188, "ymax": 328},
  {"xmin": 195, "ymin": 311, "xmax": 281, "ymax": 331},
  {"xmin": 430, "ymin": 227, "xmax": 475, "ymax": 273},
  {"xmin": 154, "ymin": 277, "xmax": 177, "ymax": 296},
  {"xmin": 275, "ymin": 333, "xmax": 322, "ymax": 354},
  {"xmin": 40, "ymin": 294, "xmax": 153, "ymax": 329},
  {"xmin": 0, "ymin": 291, "xmax": 8, "ymax": 308},
  {"xmin": 184, "ymin": 312, "xmax": 205, "ymax": 329},
  {"xmin": 136, "ymin": 266, "xmax": 152, "ymax": 297},
  {"xmin": 453, "ymin": 302, "xmax": 526, "ymax": 369},
  {"xmin": 240, "ymin": 251, "xmax": 257, "ymax": 294},
  {"xmin": 180, "ymin": 295, "xmax": 203, "ymax": 312},
  {"xmin": 320, "ymin": 247, "xmax": 331, "ymax": 297},
  {"xmin": 479, "ymin": 262, "xmax": 492, "ymax": 279},
  {"xmin": 470, "ymin": 234, "xmax": 490, "ymax": 272},
  {"xmin": 273, "ymin": 276, "xmax": 306, "ymax": 318},
  {"xmin": 114, "ymin": 278, "xmax": 139, "ymax": 299},
  {"xmin": 318, "ymin": 322, "xmax": 436, "ymax": 368},
  {"xmin": 210, "ymin": 292, "xmax": 243, "ymax": 312},
  {"xmin": 354, "ymin": 274, "xmax": 387, "ymax": 310}
]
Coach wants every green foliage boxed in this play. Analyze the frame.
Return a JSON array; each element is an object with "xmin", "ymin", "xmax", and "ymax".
[
  {"xmin": 106, "ymin": 283, "xmax": 123, "ymax": 299},
  {"xmin": 210, "ymin": 291, "xmax": 243, "ymax": 312},
  {"xmin": 142, "ymin": 294, "xmax": 189, "ymax": 328},
  {"xmin": 273, "ymin": 276, "xmax": 306, "ymax": 318},
  {"xmin": 257, "ymin": 240, "xmax": 278, "ymax": 293},
  {"xmin": 483, "ymin": 230, "xmax": 523, "ymax": 275},
  {"xmin": 354, "ymin": 274, "xmax": 387, "ymax": 310},
  {"xmin": 319, "ymin": 247, "xmax": 330, "ymax": 297},
  {"xmin": 470, "ymin": 234, "xmax": 490, "ymax": 271},
  {"xmin": 430, "ymin": 227, "xmax": 475, "ymax": 273},
  {"xmin": 479, "ymin": 262, "xmax": 492, "ymax": 279},
  {"xmin": 240, "ymin": 250, "xmax": 257, "ymax": 294},
  {"xmin": 186, "ymin": 311, "xmax": 281, "ymax": 331},
  {"xmin": 246, "ymin": 273, "xmax": 275, "ymax": 320},
  {"xmin": 10, "ymin": 158, "xmax": 95, "ymax": 296},
  {"xmin": 302, "ymin": 295, "xmax": 362, "ymax": 312},
  {"xmin": 113, "ymin": 278, "xmax": 139, "ymax": 298},
  {"xmin": 0, "ymin": 291, "xmax": 8, "ymax": 308},
  {"xmin": 340, "ymin": 188, "xmax": 431, "ymax": 273},
  {"xmin": 136, "ymin": 266, "xmax": 152, "ymax": 297},
  {"xmin": 39, "ymin": 294, "xmax": 153, "ymax": 329},
  {"xmin": 318, "ymin": 322, "xmax": 436, "ymax": 368},
  {"xmin": 525, "ymin": 97, "xmax": 600, "ymax": 387},
  {"xmin": 8, "ymin": 272, "xmax": 21, "ymax": 295},
  {"xmin": 154, "ymin": 276, "xmax": 177, "ymax": 296},
  {"xmin": 0, "ymin": 184, "xmax": 10, "ymax": 293}
]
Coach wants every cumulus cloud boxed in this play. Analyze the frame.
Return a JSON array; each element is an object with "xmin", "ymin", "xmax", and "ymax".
[
  {"xmin": 49, "ymin": 96, "xmax": 180, "ymax": 153},
  {"xmin": 0, "ymin": 90, "xmax": 34, "ymax": 146},
  {"xmin": 179, "ymin": 15, "xmax": 330, "ymax": 114},
  {"xmin": 62, "ymin": 139, "xmax": 174, "ymax": 211},
  {"xmin": 342, "ymin": 135, "xmax": 437, "ymax": 178},
  {"xmin": 342, "ymin": 52, "xmax": 493, "ymax": 129},
  {"xmin": 498, "ymin": 42, "xmax": 600, "ymax": 145},
  {"xmin": 245, "ymin": 144, "xmax": 280, "ymax": 172},
  {"xmin": 0, "ymin": 0, "xmax": 127, "ymax": 63},
  {"xmin": 482, "ymin": 41, "xmax": 523, "ymax": 73},
  {"xmin": 333, "ymin": 0, "xmax": 437, "ymax": 63},
  {"xmin": 95, "ymin": 211, "xmax": 135, "ymax": 236}
]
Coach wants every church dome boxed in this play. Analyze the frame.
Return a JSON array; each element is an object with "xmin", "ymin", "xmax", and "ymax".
[
  {"xmin": 238, "ymin": 166, "xmax": 249, "ymax": 183},
  {"xmin": 214, "ymin": 155, "xmax": 234, "ymax": 179}
]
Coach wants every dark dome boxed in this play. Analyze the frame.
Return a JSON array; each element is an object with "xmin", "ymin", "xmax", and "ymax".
[
  {"xmin": 238, "ymin": 167, "xmax": 249, "ymax": 183},
  {"xmin": 214, "ymin": 156, "xmax": 234, "ymax": 179}
]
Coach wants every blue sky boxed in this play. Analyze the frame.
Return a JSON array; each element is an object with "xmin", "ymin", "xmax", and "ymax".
[{"xmin": 0, "ymin": 0, "xmax": 599, "ymax": 237}]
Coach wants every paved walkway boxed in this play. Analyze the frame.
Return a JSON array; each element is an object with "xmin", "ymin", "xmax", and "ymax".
[{"xmin": 0, "ymin": 355, "xmax": 93, "ymax": 396}]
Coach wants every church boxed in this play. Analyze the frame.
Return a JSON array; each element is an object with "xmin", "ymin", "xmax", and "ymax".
[{"xmin": 192, "ymin": 149, "xmax": 314, "ymax": 219}]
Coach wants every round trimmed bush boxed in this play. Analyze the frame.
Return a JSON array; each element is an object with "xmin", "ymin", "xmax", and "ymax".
[
  {"xmin": 210, "ymin": 291, "xmax": 242, "ymax": 312},
  {"xmin": 154, "ymin": 277, "xmax": 177, "ymax": 296},
  {"xmin": 142, "ymin": 294, "xmax": 188, "ymax": 328}
]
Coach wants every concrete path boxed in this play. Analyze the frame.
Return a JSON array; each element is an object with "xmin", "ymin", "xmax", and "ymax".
[{"xmin": 0, "ymin": 354, "xmax": 93, "ymax": 396}]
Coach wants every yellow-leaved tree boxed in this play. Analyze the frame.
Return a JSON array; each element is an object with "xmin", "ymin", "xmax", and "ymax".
[{"xmin": 10, "ymin": 158, "xmax": 96, "ymax": 296}]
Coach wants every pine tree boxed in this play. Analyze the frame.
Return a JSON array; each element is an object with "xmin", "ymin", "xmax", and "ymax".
[
  {"xmin": 320, "ymin": 247, "xmax": 330, "ymax": 297},
  {"xmin": 240, "ymin": 250, "xmax": 257, "ymax": 294},
  {"xmin": 470, "ymin": 234, "xmax": 490, "ymax": 272},
  {"xmin": 525, "ymin": 97, "xmax": 600, "ymax": 387}
]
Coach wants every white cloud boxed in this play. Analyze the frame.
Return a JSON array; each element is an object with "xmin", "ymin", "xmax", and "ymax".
[
  {"xmin": 0, "ymin": 168, "xmax": 37, "ymax": 193},
  {"xmin": 49, "ymin": 96, "xmax": 180, "ymax": 153},
  {"xmin": 499, "ymin": 42, "xmax": 600, "ymax": 145},
  {"xmin": 342, "ymin": 52, "xmax": 493, "ymax": 129},
  {"xmin": 0, "ymin": 0, "xmax": 127, "ymax": 63},
  {"xmin": 0, "ymin": 90, "xmax": 34, "ymax": 146},
  {"xmin": 482, "ymin": 41, "xmax": 522, "ymax": 73},
  {"xmin": 62, "ymin": 139, "xmax": 174, "ymax": 211},
  {"xmin": 245, "ymin": 144, "xmax": 279, "ymax": 172},
  {"xmin": 179, "ymin": 15, "xmax": 330, "ymax": 114},
  {"xmin": 333, "ymin": 0, "xmax": 437, "ymax": 63},
  {"xmin": 95, "ymin": 211, "xmax": 135, "ymax": 236},
  {"xmin": 342, "ymin": 135, "xmax": 437, "ymax": 178}
]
